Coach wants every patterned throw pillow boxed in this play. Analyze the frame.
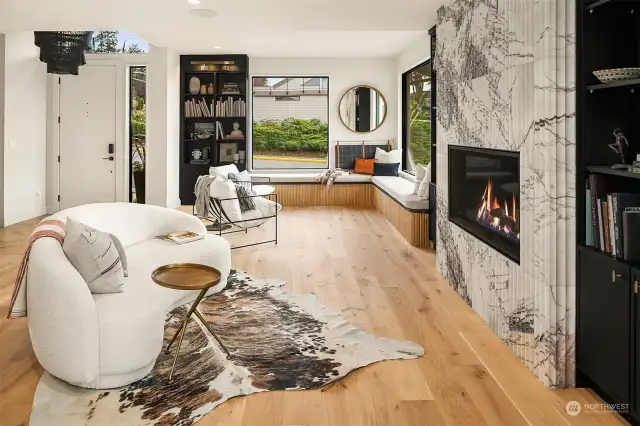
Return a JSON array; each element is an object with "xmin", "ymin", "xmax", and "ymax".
[
  {"xmin": 235, "ymin": 185, "xmax": 257, "ymax": 213},
  {"xmin": 228, "ymin": 170, "xmax": 252, "ymax": 190},
  {"xmin": 63, "ymin": 218, "xmax": 126, "ymax": 294}
]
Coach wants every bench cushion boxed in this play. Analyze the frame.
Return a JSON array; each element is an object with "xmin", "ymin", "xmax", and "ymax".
[{"xmin": 371, "ymin": 176, "xmax": 429, "ymax": 211}]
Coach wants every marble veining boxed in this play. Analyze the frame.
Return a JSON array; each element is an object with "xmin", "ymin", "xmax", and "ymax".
[{"xmin": 436, "ymin": 0, "xmax": 576, "ymax": 387}]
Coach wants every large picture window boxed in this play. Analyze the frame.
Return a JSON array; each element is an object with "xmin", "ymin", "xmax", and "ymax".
[
  {"xmin": 252, "ymin": 77, "xmax": 329, "ymax": 169},
  {"xmin": 402, "ymin": 61, "xmax": 431, "ymax": 173}
]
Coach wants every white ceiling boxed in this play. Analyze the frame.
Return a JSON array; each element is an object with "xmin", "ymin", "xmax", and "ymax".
[{"xmin": 0, "ymin": 0, "xmax": 437, "ymax": 57}]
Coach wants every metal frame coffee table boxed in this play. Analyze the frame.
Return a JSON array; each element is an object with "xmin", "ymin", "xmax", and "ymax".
[{"xmin": 151, "ymin": 263, "xmax": 231, "ymax": 383}]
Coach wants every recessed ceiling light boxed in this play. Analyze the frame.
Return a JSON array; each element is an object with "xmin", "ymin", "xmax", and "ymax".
[
  {"xmin": 189, "ymin": 8, "xmax": 217, "ymax": 18},
  {"xmin": 214, "ymin": 46, "xmax": 221, "ymax": 49},
  {"xmin": 188, "ymin": 0, "xmax": 200, "ymax": 4}
]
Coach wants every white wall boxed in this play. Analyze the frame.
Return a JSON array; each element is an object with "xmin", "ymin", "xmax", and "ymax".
[
  {"xmin": 0, "ymin": 35, "xmax": 5, "ymax": 226},
  {"xmin": 395, "ymin": 33, "xmax": 430, "ymax": 154},
  {"xmin": 1, "ymin": 32, "xmax": 47, "ymax": 226},
  {"xmin": 147, "ymin": 45, "xmax": 180, "ymax": 208},
  {"xmin": 250, "ymin": 58, "xmax": 397, "ymax": 169}
]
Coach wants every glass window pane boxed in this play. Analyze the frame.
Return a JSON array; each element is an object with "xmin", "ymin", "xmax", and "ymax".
[
  {"xmin": 252, "ymin": 77, "xmax": 329, "ymax": 169},
  {"xmin": 405, "ymin": 62, "xmax": 431, "ymax": 173}
]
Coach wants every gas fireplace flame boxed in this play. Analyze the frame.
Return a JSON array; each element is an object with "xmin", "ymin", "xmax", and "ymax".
[{"xmin": 476, "ymin": 179, "xmax": 519, "ymax": 239}]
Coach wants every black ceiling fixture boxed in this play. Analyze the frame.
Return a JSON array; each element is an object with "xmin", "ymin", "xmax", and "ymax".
[{"xmin": 34, "ymin": 31, "xmax": 93, "ymax": 75}]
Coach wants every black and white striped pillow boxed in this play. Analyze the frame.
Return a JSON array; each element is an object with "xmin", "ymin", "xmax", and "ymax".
[
  {"xmin": 228, "ymin": 171, "xmax": 252, "ymax": 190},
  {"xmin": 235, "ymin": 185, "xmax": 257, "ymax": 213}
]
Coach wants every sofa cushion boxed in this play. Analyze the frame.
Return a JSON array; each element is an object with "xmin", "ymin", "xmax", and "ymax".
[
  {"xmin": 63, "ymin": 218, "xmax": 126, "ymax": 294},
  {"xmin": 372, "ymin": 176, "xmax": 430, "ymax": 211},
  {"xmin": 92, "ymin": 235, "xmax": 231, "ymax": 375}
]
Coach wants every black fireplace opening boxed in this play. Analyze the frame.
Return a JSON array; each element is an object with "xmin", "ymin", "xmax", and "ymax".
[{"xmin": 448, "ymin": 145, "xmax": 520, "ymax": 264}]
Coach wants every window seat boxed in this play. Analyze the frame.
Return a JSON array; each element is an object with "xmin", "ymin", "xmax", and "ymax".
[
  {"xmin": 251, "ymin": 172, "xmax": 372, "ymax": 184},
  {"xmin": 371, "ymin": 176, "xmax": 429, "ymax": 212}
]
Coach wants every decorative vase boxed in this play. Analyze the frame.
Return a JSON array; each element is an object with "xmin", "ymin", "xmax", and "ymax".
[
  {"xmin": 207, "ymin": 83, "xmax": 214, "ymax": 95},
  {"xmin": 133, "ymin": 170, "xmax": 145, "ymax": 204},
  {"xmin": 189, "ymin": 77, "xmax": 200, "ymax": 94},
  {"xmin": 200, "ymin": 85, "xmax": 207, "ymax": 95},
  {"xmin": 192, "ymin": 149, "xmax": 202, "ymax": 160}
]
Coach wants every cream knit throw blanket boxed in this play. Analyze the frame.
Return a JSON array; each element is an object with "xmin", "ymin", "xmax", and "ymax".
[
  {"xmin": 6, "ymin": 219, "xmax": 65, "ymax": 319},
  {"xmin": 316, "ymin": 169, "xmax": 345, "ymax": 189}
]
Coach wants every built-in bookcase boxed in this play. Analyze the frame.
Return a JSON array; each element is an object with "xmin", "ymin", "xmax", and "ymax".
[
  {"xmin": 179, "ymin": 54, "xmax": 249, "ymax": 205},
  {"xmin": 576, "ymin": 1, "xmax": 640, "ymax": 422}
]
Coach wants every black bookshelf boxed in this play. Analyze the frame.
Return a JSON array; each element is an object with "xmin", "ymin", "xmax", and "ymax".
[
  {"xmin": 179, "ymin": 54, "xmax": 249, "ymax": 205},
  {"xmin": 577, "ymin": 1, "xmax": 640, "ymax": 423}
]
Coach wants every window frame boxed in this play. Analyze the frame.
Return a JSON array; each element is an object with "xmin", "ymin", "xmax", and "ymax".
[
  {"xmin": 251, "ymin": 76, "xmax": 330, "ymax": 171},
  {"xmin": 402, "ymin": 59, "xmax": 432, "ymax": 175}
]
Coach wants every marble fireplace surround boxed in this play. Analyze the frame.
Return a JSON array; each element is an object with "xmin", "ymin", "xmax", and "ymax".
[{"xmin": 435, "ymin": 0, "xmax": 576, "ymax": 388}]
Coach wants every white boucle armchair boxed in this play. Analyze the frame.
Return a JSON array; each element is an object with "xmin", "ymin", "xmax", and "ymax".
[{"xmin": 27, "ymin": 203, "xmax": 231, "ymax": 389}]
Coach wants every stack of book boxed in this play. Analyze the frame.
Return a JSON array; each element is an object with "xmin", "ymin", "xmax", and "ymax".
[
  {"xmin": 185, "ymin": 98, "xmax": 213, "ymax": 117},
  {"xmin": 587, "ymin": 174, "xmax": 640, "ymax": 261},
  {"xmin": 628, "ymin": 160, "xmax": 640, "ymax": 175},
  {"xmin": 216, "ymin": 97, "xmax": 246, "ymax": 117},
  {"xmin": 221, "ymin": 83, "xmax": 240, "ymax": 95}
]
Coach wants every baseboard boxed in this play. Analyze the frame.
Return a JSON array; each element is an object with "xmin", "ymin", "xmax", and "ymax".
[{"xmin": 167, "ymin": 198, "xmax": 182, "ymax": 209}]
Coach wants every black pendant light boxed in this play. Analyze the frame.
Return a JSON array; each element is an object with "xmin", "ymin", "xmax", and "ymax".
[{"xmin": 34, "ymin": 31, "xmax": 93, "ymax": 75}]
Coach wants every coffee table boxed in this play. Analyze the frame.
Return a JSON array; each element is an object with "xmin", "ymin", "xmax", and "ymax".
[{"xmin": 151, "ymin": 263, "xmax": 231, "ymax": 383}]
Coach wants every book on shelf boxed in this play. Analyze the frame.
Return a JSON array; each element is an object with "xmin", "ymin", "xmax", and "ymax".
[
  {"xmin": 215, "ymin": 96, "xmax": 246, "ymax": 117},
  {"xmin": 221, "ymin": 83, "xmax": 240, "ymax": 95},
  {"xmin": 586, "ymin": 186, "xmax": 594, "ymax": 246},
  {"xmin": 159, "ymin": 231, "xmax": 204, "ymax": 245},
  {"xmin": 622, "ymin": 209, "xmax": 640, "ymax": 262},
  {"xmin": 185, "ymin": 98, "xmax": 213, "ymax": 118},
  {"xmin": 587, "ymin": 173, "xmax": 640, "ymax": 259}
]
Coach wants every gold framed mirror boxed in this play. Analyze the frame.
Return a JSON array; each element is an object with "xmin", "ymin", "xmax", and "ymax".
[{"xmin": 339, "ymin": 85, "xmax": 387, "ymax": 133}]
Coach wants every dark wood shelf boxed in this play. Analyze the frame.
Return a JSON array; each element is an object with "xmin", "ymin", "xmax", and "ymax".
[
  {"xmin": 586, "ymin": 0, "xmax": 640, "ymax": 10},
  {"xmin": 217, "ymin": 139, "xmax": 245, "ymax": 142},
  {"xmin": 184, "ymin": 139, "xmax": 214, "ymax": 143},
  {"xmin": 185, "ymin": 93, "xmax": 216, "ymax": 97},
  {"xmin": 217, "ymin": 116, "xmax": 246, "ymax": 119},
  {"xmin": 586, "ymin": 165, "xmax": 640, "ymax": 179},
  {"xmin": 586, "ymin": 78, "xmax": 640, "ymax": 91},
  {"xmin": 184, "ymin": 116, "xmax": 215, "ymax": 120},
  {"xmin": 579, "ymin": 244, "xmax": 640, "ymax": 268},
  {"xmin": 185, "ymin": 70, "xmax": 245, "ymax": 75},
  {"xmin": 218, "ymin": 94, "xmax": 245, "ymax": 97}
]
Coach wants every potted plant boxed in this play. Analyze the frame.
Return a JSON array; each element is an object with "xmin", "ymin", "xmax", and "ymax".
[
  {"xmin": 131, "ymin": 104, "xmax": 146, "ymax": 203},
  {"xmin": 132, "ymin": 136, "xmax": 146, "ymax": 204}
]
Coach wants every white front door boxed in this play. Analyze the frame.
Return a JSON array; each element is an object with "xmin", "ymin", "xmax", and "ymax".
[{"xmin": 59, "ymin": 65, "xmax": 117, "ymax": 210}]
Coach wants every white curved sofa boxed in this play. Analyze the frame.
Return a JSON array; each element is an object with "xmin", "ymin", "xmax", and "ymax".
[{"xmin": 27, "ymin": 203, "xmax": 231, "ymax": 389}]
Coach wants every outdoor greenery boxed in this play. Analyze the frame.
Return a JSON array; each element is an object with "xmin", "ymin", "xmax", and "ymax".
[
  {"xmin": 253, "ymin": 118, "xmax": 328, "ymax": 157},
  {"xmin": 89, "ymin": 31, "xmax": 144, "ymax": 54},
  {"xmin": 406, "ymin": 63, "xmax": 432, "ymax": 170}
]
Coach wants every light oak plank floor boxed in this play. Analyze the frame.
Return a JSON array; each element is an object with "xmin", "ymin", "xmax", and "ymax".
[{"xmin": 0, "ymin": 207, "xmax": 628, "ymax": 426}]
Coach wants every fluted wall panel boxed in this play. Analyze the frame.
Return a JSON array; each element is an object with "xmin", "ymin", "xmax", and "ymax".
[{"xmin": 435, "ymin": 0, "xmax": 576, "ymax": 387}]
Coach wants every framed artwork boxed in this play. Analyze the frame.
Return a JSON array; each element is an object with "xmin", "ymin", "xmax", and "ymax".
[
  {"xmin": 194, "ymin": 122, "xmax": 215, "ymax": 139},
  {"xmin": 218, "ymin": 142, "xmax": 238, "ymax": 162}
]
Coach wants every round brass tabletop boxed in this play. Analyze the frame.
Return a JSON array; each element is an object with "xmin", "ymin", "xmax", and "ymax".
[{"xmin": 151, "ymin": 263, "xmax": 221, "ymax": 291}]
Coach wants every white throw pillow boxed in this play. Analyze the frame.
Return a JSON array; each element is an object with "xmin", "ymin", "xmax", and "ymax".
[
  {"xmin": 417, "ymin": 163, "xmax": 431, "ymax": 200},
  {"xmin": 209, "ymin": 164, "xmax": 239, "ymax": 177},
  {"xmin": 63, "ymin": 218, "xmax": 126, "ymax": 294},
  {"xmin": 209, "ymin": 177, "xmax": 242, "ymax": 222},
  {"xmin": 375, "ymin": 147, "xmax": 401, "ymax": 164},
  {"xmin": 413, "ymin": 164, "xmax": 428, "ymax": 195}
]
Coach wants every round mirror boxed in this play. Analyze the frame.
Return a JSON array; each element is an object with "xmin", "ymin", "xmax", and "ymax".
[{"xmin": 339, "ymin": 85, "xmax": 387, "ymax": 133}]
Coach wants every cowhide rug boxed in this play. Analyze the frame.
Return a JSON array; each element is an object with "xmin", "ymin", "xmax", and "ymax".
[{"xmin": 30, "ymin": 270, "xmax": 424, "ymax": 426}]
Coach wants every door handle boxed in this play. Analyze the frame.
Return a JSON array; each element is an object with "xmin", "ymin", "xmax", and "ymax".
[
  {"xmin": 103, "ymin": 156, "xmax": 114, "ymax": 161},
  {"xmin": 612, "ymin": 270, "xmax": 622, "ymax": 282}
]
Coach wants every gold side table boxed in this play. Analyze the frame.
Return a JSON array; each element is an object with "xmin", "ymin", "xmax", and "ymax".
[{"xmin": 151, "ymin": 263, "xmax": 231, "ymax": 383}]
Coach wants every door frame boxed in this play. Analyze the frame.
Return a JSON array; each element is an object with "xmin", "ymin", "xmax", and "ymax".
[{"xmin": 47, "ymin": 54, "xmax": 149, "ymax": 213}]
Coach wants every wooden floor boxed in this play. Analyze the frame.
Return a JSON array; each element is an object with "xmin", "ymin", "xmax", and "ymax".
[{"xmin": 0, "ymin": 207, "xmax": 628, "ymax": 426}]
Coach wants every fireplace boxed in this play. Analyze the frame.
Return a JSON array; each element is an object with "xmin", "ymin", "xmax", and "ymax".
[{"xmin": 448, "ymin": 146, "xmax": 520, "ymax": 263}]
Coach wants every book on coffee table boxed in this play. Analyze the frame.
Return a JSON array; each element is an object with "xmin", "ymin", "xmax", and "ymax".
[{"xmin": 161, "ymin": 231, "xmax": 204, "ymax": 245}]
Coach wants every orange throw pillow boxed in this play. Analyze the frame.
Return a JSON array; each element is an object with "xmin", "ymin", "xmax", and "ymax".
[{"xmin": 354, "ymin": 158, "xmax": 376, "ymax": 175}]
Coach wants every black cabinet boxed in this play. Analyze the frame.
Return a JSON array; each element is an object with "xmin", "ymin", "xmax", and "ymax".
[
  {"xmin": 578, "ymin": 246, "xmax": 632, "ymax": 404},
  {"xmin": 634, "ymin": 268, "xmax": 640, "ymax": 417}
]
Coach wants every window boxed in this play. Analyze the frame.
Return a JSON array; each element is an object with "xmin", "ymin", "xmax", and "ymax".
[
  {"xmin": 402, "ymin": 61, "xmax": 431, "ymax": 173},
  {"xmin": 87, "ymin": 31, "xmax": 149, "ymax": 53},
  {"xmin": 252, "ymin": 77, "xmax": 329, "ymax": 169}
]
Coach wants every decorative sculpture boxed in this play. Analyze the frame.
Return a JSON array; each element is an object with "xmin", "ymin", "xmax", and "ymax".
[{"xmin": 609, "ymin": 129, "xmax": 630, "ymax": 168}]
